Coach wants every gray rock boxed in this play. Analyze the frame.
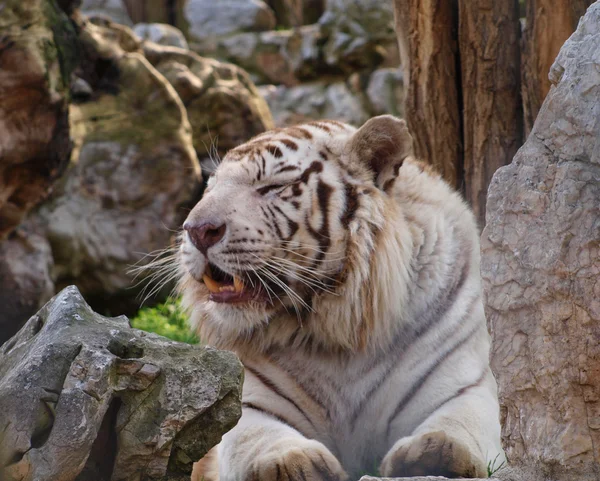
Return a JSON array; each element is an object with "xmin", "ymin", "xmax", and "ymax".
[
  {"xmin": 319, "ymin": 0, "xmax": 395, "ymax": 71},
  {"xmin": 215, "ymin": 24, "xmax": 323, "ymax": 86},
  {"xmin": 80, "ymin": 0, "xmax": 133, "ymax": 25},
  {"xmin": 0, "ymin": 222, "xmax": 55, "ymax": 344},
  {"xmin": 0, "ymin": 286, "xmax": 243, "ymax": 481},
  {"xmin": 266, "ymin": 0, "xmax": 304, "ymax": 27},
  {"xmin": 142, "ymin": 42, "xmax": 274, "ymax": 169},
  {"xmin": 41, "ymin": 20, "xmax": 200, "ymax": 308},
  {"xmin": 259, "ymin": 80, "xmax": 370, "ymax": 126},
  {"xmin": 359, "ymin": 478, "xmax": 498, "ymax": 481},
  {"xmin": 0, "ymin": 0, "xmax": 77, "ymax": 240},
  {"xmin": 481, "ymin": 2, "xmax": 600, "ymax": 480},
  {"xmin": 366, "ymin": 68, "xmax": 404, "ymax": 117},
  {"xmin": 133, "ymin": 23, "xmax": 189, "ymax": 49},
  {"xmin": 185, "ymin": 0, "xmax": 276, "ymax": 50}
]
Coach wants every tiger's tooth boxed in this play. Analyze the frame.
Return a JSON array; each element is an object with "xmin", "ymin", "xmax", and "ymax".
[
  {"xmin": 233, "ymin": 276, "xmax": 245, "ymax": 292},
  {"xmin": 203, "ymin": 275, "xmax": 221, "ymax": 293},
  {"xmin": 219, "ymin": 285, "xmax": 235, "ymax": 292}
]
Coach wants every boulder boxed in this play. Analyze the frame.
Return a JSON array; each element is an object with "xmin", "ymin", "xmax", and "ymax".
[
  {"xmin": 259, "ymin": 75, "xmax": 390, "ymax": 127},
  {"xmin": 80, "ymin": 0, "xmax": 133, "ymax": 25},
  {"xmin": 133, "ymin": 23, "xmax": 189, "ymax": 49},
  {"xmin": 359, "ymin": 478, "xmax": 498, "ymax": 481},
  {"xmin": 0, "ymin": 0, "xmax": 78, "ymax": 240},
  {"xmin": 0, "ymin": 17, "xmax": 201, "ymax": 340},
  {"xmin": 366, "ymin": 68, "xmax": 404, "ymax": 117},
  {"xmin": 212, "ymin": 24, "xmax": 324, "ymax": 86},
  {"xmin": 184, "ymin": 0, "xmax": 276, "ymax": 52},
  {"xmin": 0, "ymin": 221, "xmax": 55, "ymax": 344},
  {"xmin": 38, "ymin": 18, "xmax": 201, "ymax": 309},
  {"xmin": 266, "ymin": 0, "xmax": 304, "ymax": 27},
  {"xmin": 143, "ymin": 42, "xmax": 274, "ymax": 169},
  {"xmin": 481, "ymin": 2, "xmax": 600, "ymax": 480},
  {"xmin": 0, "ymin": 286, "xmax": 243, "ymax": 481},
  {"xmin": 318, "ymin": 0, "xmax": 395, "ymax": 72}
]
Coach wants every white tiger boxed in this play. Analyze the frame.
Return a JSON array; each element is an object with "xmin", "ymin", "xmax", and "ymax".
[{"xmin": 177, "ymin": 116, "xmax": 505, "ymax": 480}]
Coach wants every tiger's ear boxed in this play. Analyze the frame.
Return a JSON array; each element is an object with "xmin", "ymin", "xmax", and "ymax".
[{"xmin": 348, "ymin": 115, "xmax": 413, "ymax": 191}]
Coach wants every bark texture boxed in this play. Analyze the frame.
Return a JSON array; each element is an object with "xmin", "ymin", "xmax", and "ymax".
[
  {"xmin": 521, "ymin": 0, "xmax": 595, "ymax": 135},
  {"xmin": 458, "ymin": 0, "xmax": 522, "ymax": 227},
  {"xmin": 393, "ymin": 0, "xmax": 461, "ymax": 187},
  {"xmin": 482, "ymin": 2, "xmax": 600, "ymax": 479},
  {"xmin": 0, "ymin": 286, "xmax": 243, "ymax": 481}
]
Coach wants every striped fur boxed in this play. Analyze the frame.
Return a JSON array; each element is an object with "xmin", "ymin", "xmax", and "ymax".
[{"xmin": 180, "ymin": 116, "xmax": 504, "ymax": 480}]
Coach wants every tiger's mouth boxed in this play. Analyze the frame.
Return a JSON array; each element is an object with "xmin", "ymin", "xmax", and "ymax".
[{"xmin": 202, "ymin": 263, "xmax": 270, "ymax": 304}]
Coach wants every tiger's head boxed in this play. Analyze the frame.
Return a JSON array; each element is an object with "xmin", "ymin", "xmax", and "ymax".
[{"xmin": 178, "ymin": 116, "xmax": 414, "ymax": 353}]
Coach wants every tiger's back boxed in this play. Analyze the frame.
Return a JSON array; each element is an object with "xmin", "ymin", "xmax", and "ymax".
[{"xmin": 179, "ymin": 116, "xmax": 504, "ymax": 480}]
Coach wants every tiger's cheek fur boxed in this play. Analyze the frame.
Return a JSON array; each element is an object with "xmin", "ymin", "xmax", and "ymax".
[{"xmin": 179, "ymin": 117, "xmax": 504, "ymax": 480}]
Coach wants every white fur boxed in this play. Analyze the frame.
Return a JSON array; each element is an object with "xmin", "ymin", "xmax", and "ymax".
[{"xmin": 180, "ymin": 118, "xmax": 505, "ymax": 480}]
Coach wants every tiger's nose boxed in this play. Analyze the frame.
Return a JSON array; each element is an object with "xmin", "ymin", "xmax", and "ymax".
[{"xmin": 183, "ymin": 221, "xmax": 226, "ymax": 255}]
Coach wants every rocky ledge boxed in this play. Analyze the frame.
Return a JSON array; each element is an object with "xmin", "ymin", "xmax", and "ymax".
[{"xmin": 0, "ymin": 286, "xmax": 243, "ymax": 481}]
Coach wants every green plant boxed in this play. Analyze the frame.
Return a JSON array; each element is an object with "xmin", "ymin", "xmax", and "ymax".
[
  {"xmin": 487, "ymin": 453, "xmax": 506, "ymax": 477},
  {"xmin": 131, "ymin": 299, "xmax": 199, "ymax": 344}
]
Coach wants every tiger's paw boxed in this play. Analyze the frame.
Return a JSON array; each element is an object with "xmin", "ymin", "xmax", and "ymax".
[
  {"xmin": 246, "ymin": 438, "xmax": 349, "ymax": 481},
  {"xmin": 379, "ymin": 430, "xmax": 487, "ymax": 478}
]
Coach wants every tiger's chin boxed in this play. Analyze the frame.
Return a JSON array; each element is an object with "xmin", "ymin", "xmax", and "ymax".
[{"xmin": 180, "ymin": 270, "xmax": 285, "ymax": 348}]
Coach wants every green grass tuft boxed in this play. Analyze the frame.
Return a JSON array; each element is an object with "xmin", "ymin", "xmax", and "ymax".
[
  {"xmin": 487, "ymin": 453, "xmax": 506, "ymax": 477},
  {"xmin": 130, "ymin": 299, "xmax": 199, "ymax": 344}
]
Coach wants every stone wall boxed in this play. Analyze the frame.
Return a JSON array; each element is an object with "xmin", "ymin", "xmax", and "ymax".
[
  {"xmin": 0, "ymin": 2, "xmax": 273, "ymax": 343},
  {"xmin": 481, "ymin": 2, "xmax": 600, "ymax": 480}
]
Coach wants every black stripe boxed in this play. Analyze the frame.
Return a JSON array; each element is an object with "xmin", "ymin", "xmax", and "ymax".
[
  {"xmin": 286, "ymin": 127, "xmax": 313, "ymax": 139},
  {"xmin": 221, "ymin": 248, "xmax": 266, "ymax": 255},
  {"xmin": 306, "ymin": 180, "xmax": 333, "ymax": 265},
  {"xmin": 273, "ymin": 205, "xmax": 299, "ymax": 239},
  {"xmin": 266, "ymin": 205, "xmax": 283, "ymax": 238},
  {"xmin": 428, "ymin": 369, "xmax": 487, "ymax": 416},
  {"xmin": 274, "ymin": 165, "xmax": 300, "ymax": 174},
  {"xmin": 340, "ymin": 181, "xmax": 358, "ymax": 227},
  {"xmin": 299, "ymin": 161, "xmax": 323, "ymax": 184},
  {"xmin": 307, "ymin": 122, "xmax": 332, "ymax": 133},
  {"xmin": 266, "ymin": 144, "xmax": 283, "ymax": 158},
  {"xmin": 243, "ymin": 402, "xmax": 304, "ymax": 433},
  {"xmin": 280, "ymin": 138, "xmax": 298, "ymax": 150},
  {"xmin": 245, "ymin": 366, "xmax": 317, "ymax": 434},
  {"xmin": 257, "ymin": 183, "xmax": 288, "ymax": 196},
  {"xmin": 385, "ymin": 323, "xmax": 481, "ymax": 438}
]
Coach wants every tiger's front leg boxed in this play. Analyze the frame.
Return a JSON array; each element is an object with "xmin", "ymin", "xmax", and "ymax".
[
  {"xmin": 380, "ymin": 369, "xmax": 504, "ymax": 478},
  {"xmin": 218, "ymin": 407, "xmax": 348, "ymax": 481}
]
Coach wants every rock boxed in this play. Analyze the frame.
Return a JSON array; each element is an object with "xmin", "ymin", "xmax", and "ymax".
[
  {"xmin": 303, "ymin": 0, "xmax": 325, "ymax": 24},
  {"xmin": 359, "ymin": 478, "xmax": 499, "ymax": 481},
  {"xmin": 184, "ymin": 0, "xmax": 276, "ymax": 51},
  {"xmin": 366, "ymin": 68, "xmax": 404, "ymax": 117},
  {"xmin": 259, "ymin": 80, "xmax": 370, "ymax": 127},
  {"xmin": 0, "ymin": 285, "xmax": 243, "ymax": 481},
  {"xmin": 319, "ymin": 0, "xmax": 395, "ymax": 72},
  {"xmin": 133, "ymin": 23, "xmax": 189, "ymax": 49},
  {"xmin": 481, "ymin": 3, "xmax": 600, "ymax": 480},
  {"xmin": 33, "ymin": 19, "xmax": 201, "ymax": 310},
  {"xmin": 0, "ymin": 222, "xmax": 55, "ymax": 345},
  {"xmin": 214, "ymin": 24, "xmax": 323, "ymax": 86},
  {"xmin": 0, "ymin": 0, "xmax": 78, "ymax": 240},
  {"xmin": 80, "ymin": 0, "xmax": 133, "ymax": 26},
  {"xmin": 143, "ymin": 42, "xmax": 274, "ymax": 168},
  {"xmin": 266, "ymin": 0, "xmax": 304, "ymax": 27}
]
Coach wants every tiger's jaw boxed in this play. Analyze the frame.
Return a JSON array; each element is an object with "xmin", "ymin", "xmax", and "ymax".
[{"xmin": 201, "ymin": 263, "xmax": 270, "ymax": 304}]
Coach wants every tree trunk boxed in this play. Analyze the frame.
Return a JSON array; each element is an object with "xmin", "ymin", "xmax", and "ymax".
[
  {"xmin": 521, "ymin": 0, "xmax": 594, "ymax": 135},
  {"xmin": 459, "ymin": 0, "xmax": 523, "ymax": 228},
  {"xmin": 393, "ymin": 0, "xmax": 462, "ymax": 187}
]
